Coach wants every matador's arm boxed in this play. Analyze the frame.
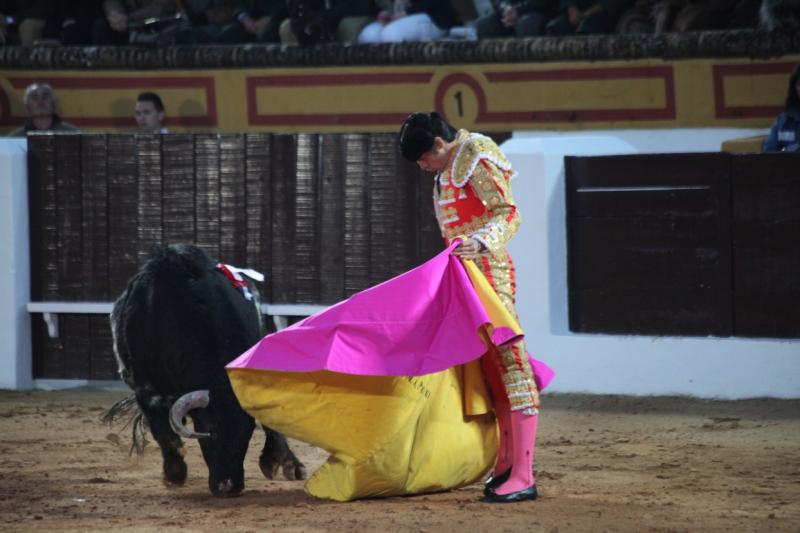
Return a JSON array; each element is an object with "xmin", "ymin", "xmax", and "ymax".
[{"xmin": 467, "ymin": 159, "xmax": 521, "ymax": 255}]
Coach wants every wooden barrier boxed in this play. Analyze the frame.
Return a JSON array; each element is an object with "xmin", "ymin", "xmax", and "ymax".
[
  {"xmin": 566, "ymin": 152, "xmax": 800, "ymax": 338},
  {"xmin": 26, "ymin": 132, "xmax": 445, "ymax": 379},
  {"xmin": 25, "ymin": 134, "xmax": 800, "ymax": 380}
]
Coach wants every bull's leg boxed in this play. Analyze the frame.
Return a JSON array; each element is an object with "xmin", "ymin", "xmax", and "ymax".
[
  {"xmin": 194, "ymin": 377, "xmax": 256, "ymax": 497},
  {"xmin": 135, "ymin": 387, "xmax": 187, "ymax": 486},
  {"xmin": 259, "ymin": 427, "xmax": 306, "ymax": 481}
]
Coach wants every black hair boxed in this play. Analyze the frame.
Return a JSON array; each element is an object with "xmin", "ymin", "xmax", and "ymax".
[
  {"xmin": 398, "ymin": 112, "xmax": 458, "ymax": 162},
  {"xmin": 137, "ymin": 92, "xmax": 165, "ymax": 113},
  {"xmin": 786, "ymin": 64, "xmax": 800, "ymax": 110}
]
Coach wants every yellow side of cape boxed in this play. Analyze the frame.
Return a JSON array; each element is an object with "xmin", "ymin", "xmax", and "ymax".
[{"xmin": 227, "ymin": 259, "xmax": 522, "ymax": 501}]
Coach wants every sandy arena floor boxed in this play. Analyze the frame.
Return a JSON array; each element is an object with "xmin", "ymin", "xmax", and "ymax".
[{"xmin": 0, "ymin": 388, "xmax": 798, "ymax": 532}]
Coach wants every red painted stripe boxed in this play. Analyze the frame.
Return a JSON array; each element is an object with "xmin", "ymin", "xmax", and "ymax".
[
  {"xmin": 203, "ymin": 78, "xmax": 218, "ymax": 127},
  {"xmin": 485, "ymin": 65, "xmax": 673, "ymax": 82},
  {"xmin": 713, "ymin": 62, "xmax": 797, "ymax": 77},
  {"xmin": 0, "ymin": 87, "xmax": 10, "ymax": 126},
  {"xmin": 712, "ymin": 62, "xmax": 796, "ymax": 119},
  {"xmin": 663, "ymin": 66, "xmax": 676, "ymax": 121},
  {"xmin": 67, "ymin": 115, "xmax": 214, "ymax": 128},
  {"xmin": 718, "ymin": 105, "xmax": 785, "ymax": 118},
  {"xmin": 480, "ymin": 108, "xmax": 675, "ymax": 122},
  {"xmin": 246, "ymin": 72, "xmax": 431, "ymax": 126},
  {"xmin": 10, "ymin": 76, "xmax": 215, "ymax": 90},
  {"xmin": 246, "ymin": 76, "xmax": 259, "ymax": 127},
  {"xmin": 249, "ymin": 112, "xmax": 412, "ymax": 126},
  {"xmin": 247, "ymin": 72, "xmax": 433, "ymax": 87},
  {"xmin": 435, "ymin": 68, "xmax": 676, "ymax": 124},
  {"xmin": 713, "ymin": 66, "xmax": 727, "ymax": 120}
]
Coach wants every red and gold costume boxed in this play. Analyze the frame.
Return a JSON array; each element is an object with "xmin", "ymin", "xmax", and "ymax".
[{"xmin": 433, "ymin": 129, "xmax": 539, "ymax": 413}]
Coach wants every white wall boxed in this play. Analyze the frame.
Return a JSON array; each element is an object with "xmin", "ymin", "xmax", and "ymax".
[
  {"xmin": 0, "ymin": 139, "xmax": 32, "ymax": 390},
  {"xmin": 503, "ymin": 131, "xmax": 800, "ymax": 399},
  {"xmin": 514, "ymin": 128, "xmax": 768, "ymax": 154}
]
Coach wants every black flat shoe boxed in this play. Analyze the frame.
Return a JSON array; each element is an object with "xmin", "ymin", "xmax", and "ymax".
[
  {"xmin": 480, "ymin": 484, "xmax": 538, "ymax": 503},
  {"xmin": 483, "ymin": 468, "xmax": 511, "ymax": 496}
]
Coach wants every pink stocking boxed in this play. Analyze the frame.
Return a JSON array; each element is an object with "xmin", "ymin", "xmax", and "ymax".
[
  {"xmin": 494, "ymin": 410, "xmax": 538, "ymax": 495},
  {"xmin": 493, "ymin": 399, "xmax": 513, "ymax": 475},
  {"xmin": 481, "ymin": 355, "xmax": 512, "ymax": 475}
]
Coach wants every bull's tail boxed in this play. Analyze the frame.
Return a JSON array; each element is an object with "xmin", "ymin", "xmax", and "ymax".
[{"xmin": 102, "ymin": 394, "xmax": 149, "ymax": 456}]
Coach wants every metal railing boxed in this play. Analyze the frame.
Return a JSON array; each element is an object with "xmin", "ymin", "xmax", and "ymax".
[{"xmin": 27, "ymin": 301, "xmax": 328, "ymax": 337}]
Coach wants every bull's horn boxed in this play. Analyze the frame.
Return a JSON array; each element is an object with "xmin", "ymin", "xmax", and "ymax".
[{"xmin": 169, "ymin": 390, "xmax": 211, "ymax": 439}]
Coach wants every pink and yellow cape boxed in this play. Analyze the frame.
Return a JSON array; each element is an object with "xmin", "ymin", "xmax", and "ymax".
[{"xmin": 226, "ymin": 242, "xmax": 553, "ymax": 501}]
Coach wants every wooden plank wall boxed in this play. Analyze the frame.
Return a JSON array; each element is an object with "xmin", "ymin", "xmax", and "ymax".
[
  {"xmin": 27, "ymin": 133, "xmax": 440, "ymax": 380},
  {"xmin": 732, "ymin": 154, "xmax": 800, "ymax": 338},
  {"xmin": 566, "ymin": 152, "xmax": 800, "ymax": 339}
]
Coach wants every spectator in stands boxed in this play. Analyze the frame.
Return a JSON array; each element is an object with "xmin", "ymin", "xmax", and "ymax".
[
  {"xmin": 617, "ymin": 0, "xmax": 759, "ymax": 33},
  {"xmin": 357, "ymin": 0, "xmax": 459, "ymax": 43},
  {"xmin": 474, "ymin": 0, "xmax": 558, "ymax": 38},
  {"xmin": 0, "ymin": 1, "xmax": 99, "ymax": 46},
  {"xmin": 134, "ymin": 92, "xmax": 168, "ymax": 133},
  {"xmin": 172, "ymin": 0, "xmax": 237, "ymax": 44},
  {"xmin": 92, "ymin": 0, "xmax": 175, "ymax": 45},
  {"xmin": 217, "ymin": 1, "xmax": 288, "ymax": 43},
  {"xmin": 760, "ymin": 0, "xmax": 800, "ymax": 30},
  {"xmin": 763, "ymin": 64, "xmax": 800, "ymax": 153},
  {"xmin": 281, "ymin": 0, "xmax": 376, "ymax": 46},
  {"xmin": 8, "ymin": 82, "xmax": 79, "ymax": 137},
  {"xmin": 48, "ymin": 1, "xmax": 103, "ymax": 45},
  {"xmin": 0, "ymin": 0, "xmax": 52, "ymax": 46},
  {"xmin": 546, "ymin": 0, "xmax": 633, "ymax": 34},
  {"xmin": 0, "ymin": 1, "xmax": 15, "ymax": 45},
  {"xmin": 613, "ymin": 0, "xmax": 655, "ymax": 32}
]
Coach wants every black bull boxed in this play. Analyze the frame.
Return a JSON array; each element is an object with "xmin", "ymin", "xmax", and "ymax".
[{"xmin": 109, "ymin": 244, "xmax": 305, "ymax": 496}]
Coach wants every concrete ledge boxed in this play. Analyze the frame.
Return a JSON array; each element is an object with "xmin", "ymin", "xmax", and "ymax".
[
  {"xmin": 33, "ymin": 379, "xmax": 128, "ymax": 392},
  {"xmin": 27, "ymin": 301, "xmax": 328, "ymax": 338},
  {"xmin": 27, "ymin": 301, "xmax": 327, "ymax": 316},
  {"xmin": 0, "ymin": 29, "xmax": 797, "ymax": 69}
]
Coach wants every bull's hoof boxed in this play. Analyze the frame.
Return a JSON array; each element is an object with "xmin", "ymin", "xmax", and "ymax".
[
  {"xmin": 283, "ymin": 461, "xmax": 306, "ymax": 481},
  {"xmin": 283, "ymin": 461, "xmax": 307, "ymax": 481},
  {"xmin": 210, "ymin": 478, "xmax": 243, "ymax": 497},
  {"xmin": 259, "ymin": 455, "xmax": 306, "ymax": 481},
  {"xmin": 162, "ymin": 459, "xmax": 187, "ymax": 486},
  {"xmin": 259, "ymin": 460, "xmax": 279, "ymax": 480}
]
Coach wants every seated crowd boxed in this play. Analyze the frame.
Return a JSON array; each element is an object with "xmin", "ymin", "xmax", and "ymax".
[
  {"xmin": 7, "ymin": 82, "xmax": 167, "ymax": 136},
  {"xmin": 0, "ymin": 0, "xmax": 798, "ymax": 47}
]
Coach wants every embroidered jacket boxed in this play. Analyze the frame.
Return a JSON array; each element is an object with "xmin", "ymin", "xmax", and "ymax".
[{"xmin": 433, "ymin": 130, "xmax": 520, "ymax": 255}]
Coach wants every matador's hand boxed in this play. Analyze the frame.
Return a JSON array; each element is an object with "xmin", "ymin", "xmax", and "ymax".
[{"xmin": 451, "ymin": 238, "xmax": 484, "ymax": 259}]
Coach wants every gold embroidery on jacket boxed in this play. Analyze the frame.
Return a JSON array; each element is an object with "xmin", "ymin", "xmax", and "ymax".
[
  {"xmin": 450, "ymin": 131, "xmax": 514, "ymax": 188},
  {"xmin": 432, "ymin": 130, "xmax": 537, "ymax": 411}
]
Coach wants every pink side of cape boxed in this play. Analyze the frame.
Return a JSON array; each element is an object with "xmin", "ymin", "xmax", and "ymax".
[{"xmin": 227, "ymin": 243, "xmax": 553, "ymax": 390}]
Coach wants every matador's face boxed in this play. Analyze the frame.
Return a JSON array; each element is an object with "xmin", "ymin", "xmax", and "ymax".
[{"xmin": 415, "ymin": 137, "xmax": 450, "ymax": 173}]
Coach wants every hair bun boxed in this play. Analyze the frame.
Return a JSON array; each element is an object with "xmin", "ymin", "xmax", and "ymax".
[{"xmin": 399, "ymin": 113, "xmax": 435, "ymax": 162}]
